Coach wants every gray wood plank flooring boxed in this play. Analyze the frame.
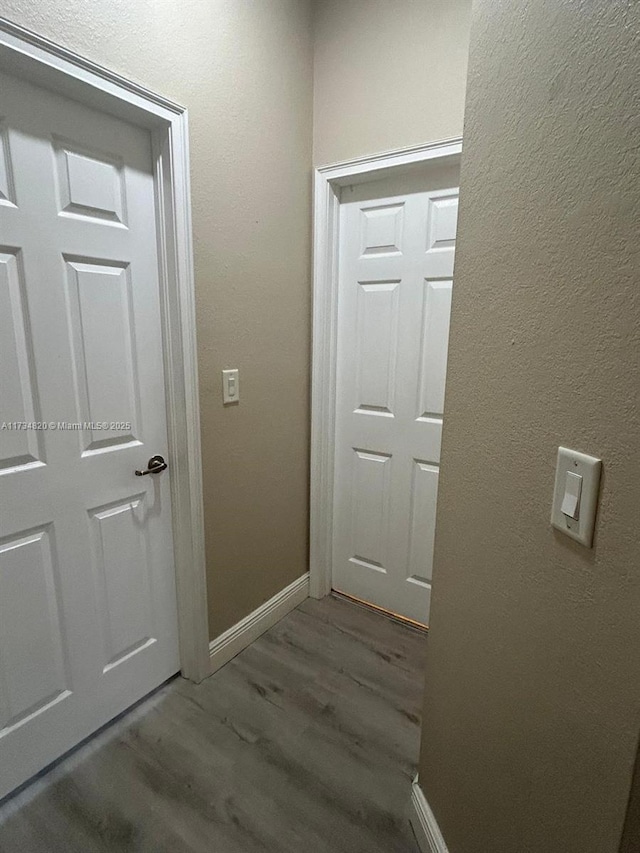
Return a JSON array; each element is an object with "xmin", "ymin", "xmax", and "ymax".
[{"xmin": 0, "ymin": 595, "xmax": 426, "ymax": 852}]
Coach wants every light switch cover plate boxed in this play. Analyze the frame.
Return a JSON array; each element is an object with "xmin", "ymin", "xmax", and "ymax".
[
  {"xmin": 551, "ymin": 447, "xmax": 602, "ymax": 547},
  {"xmin": 222, "ymin": 368, "xmax": 239, "ymax": 404}
]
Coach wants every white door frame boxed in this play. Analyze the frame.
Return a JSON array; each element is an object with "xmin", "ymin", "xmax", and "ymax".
[
  {"xmin": 310, "ymin": 138, "xmax": 463, "ymax": 600},
  {"xmin": 0, "ymin": 18, "xmax": 210, "ymax": 683}
]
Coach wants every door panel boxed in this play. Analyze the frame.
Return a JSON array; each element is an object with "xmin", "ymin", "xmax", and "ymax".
[
  {"xmin": 333, "ymin": 169, "xmax": 459, "ymax": 625},
  {"xmin": 355, "ymin": 281, "xmax": 400, "ymax": 414},
  {"xmin": 0, "ymin": 120, "xmax": 15, "ymax": 204},
  {"xmin": 417, "ymin": 280, "xmax": 452, "ymax": 419},
  {"xmin": 0, "ymin": 70, "xmax": 179, "ymax": 799},
  {"xmin": 54, "ymin": 137, "xmax": 126, "ymax": 226},
  {"xmin": 350, "ymin": 449, "xmax": 392, "ymax": 572},
  {"xmin": 427, "ymin": 193, "xmax": 459, "ymax": 251},
  {"xmin": 0, "ymin": 249, "xmax": 43, "ymax": 471},
  {"xmin": 407, "ymin": 461, "xmax": 439, "ymax": 586},
  {"xmin": 88, "ymin": 496, "xmax": 154, "ymax": 672},
  {"xmin": 64, "ymin": 258, "xmax": 140, "ymax": 452},
  {"xmin": 360, "ymin": 202, "xmax": 404, "ymax": 256},
  {"xmin": 0, "ymin": 527, "xmax": 69, "ymax": 732}
]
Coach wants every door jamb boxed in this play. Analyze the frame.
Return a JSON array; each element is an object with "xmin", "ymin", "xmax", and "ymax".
[
  {"xmin": 0, "ymin": 18, "xmax": 210, "ymax": 682},
  {"xmin": 310, "ymin": 138, "xmax": 463, "ymax": 599}
]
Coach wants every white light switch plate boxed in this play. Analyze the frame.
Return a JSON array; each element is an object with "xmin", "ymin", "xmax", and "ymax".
[
  {"xmin": 551, "ymin": 447, "xmax": 602, "ymax": 547},
  {"xmin": 222, "ymin": 369, "xmax": 239, "ymax": 404}
]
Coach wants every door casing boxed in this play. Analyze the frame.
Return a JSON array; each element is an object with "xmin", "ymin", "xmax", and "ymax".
[
  {"xmin": 0, "ymin": 17, "xmax": 210, "ymax": 683},
  {"xmin": 310, "ymin": 138, "xmax": 463, "ymax": 601}
]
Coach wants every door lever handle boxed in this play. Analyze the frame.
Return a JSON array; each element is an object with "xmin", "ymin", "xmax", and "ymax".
[{"xmin": 135, "ymin": 455, "xmax": 168, "ymax": 476}]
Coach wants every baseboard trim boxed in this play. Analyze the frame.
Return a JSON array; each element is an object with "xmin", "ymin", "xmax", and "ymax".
[
  {"xmin": 409, "ymin": 777, "xmax": 449, "ymax": 853},
  {"xmin": 209, "ymin": 573, "xmax": 310, "ymax": 674}
]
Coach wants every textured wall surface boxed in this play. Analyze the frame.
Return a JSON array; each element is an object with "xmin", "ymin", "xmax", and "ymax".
[
  {"xmin": 620, "ymin": 738, "xmax": 640, "ymax": 853},
  {"xmin": 417, "ymin": 1, "xmax": 640, "ymax": 851},
  {"xmin": 312, "ymin": 0, "xmax": 472, "ymax": 165},
  {"xmin": 1, "ymin": 0, "xmax": 314, "ymax": 637}
]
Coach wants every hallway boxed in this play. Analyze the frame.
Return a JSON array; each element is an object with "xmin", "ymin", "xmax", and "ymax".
[{"xmin": 0, "ymin": 596, "xmax": 426, "ymax": 852}]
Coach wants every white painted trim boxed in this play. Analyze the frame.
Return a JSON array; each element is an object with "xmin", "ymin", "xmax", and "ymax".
[
  {"xmin": 309, "ymin": 139, "xmax": 463, "ymax": 600},
  {"xmin": 0, "ymin": 18, "xmax": 210, "ymax": 683},
  {"xmin": 209, "ymin": 574, "xmax": 310, "ymax": 674},
  {"xmin": 316, "ymin": 138, "xmax": 463, "ymax": 184},
  {"xmin": 409, "ymin": 777, "xmax": 449, "ymax": 853},
  {"xmin": 0, "ymin": 17, "xmax": 183, "ymax": 122}
]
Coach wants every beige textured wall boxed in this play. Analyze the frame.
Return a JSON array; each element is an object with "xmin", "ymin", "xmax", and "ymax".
[
  {"xmin": 620, "ymin": 738, "xmax": 640, "ymax": 853},
  {"xmin": 1, "ymin": 0, "xmax": 313, "ymax": 638},
  {"xmin": 312, "ymin": 0, "xmax": 472, "ymax": 165},
  {"xmin": 418, "ymin": 1, "xmax": 640, "ymax": 852}
]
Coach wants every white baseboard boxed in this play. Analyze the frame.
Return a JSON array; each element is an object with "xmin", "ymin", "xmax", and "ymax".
[
  {"xmin": 209, "ymin": 572, "xmax": 309, "ymax": 674},
  {"xmin": 409, "ymin": 776, "xmax": 449, "ymax": 853}
]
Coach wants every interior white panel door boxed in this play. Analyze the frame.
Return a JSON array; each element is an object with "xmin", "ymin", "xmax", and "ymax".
[
  {"xmin": 0, "ymin": 70, "xmax": 179, "ymax": 798},
  {"xmin": 333, "ymin": 168, "xmax": 459, "ymax": 625}
]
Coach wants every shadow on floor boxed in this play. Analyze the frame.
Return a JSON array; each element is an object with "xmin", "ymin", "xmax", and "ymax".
[{"xmin": 0, "ymin": 595, "xmax": 426, "ymax": 852}]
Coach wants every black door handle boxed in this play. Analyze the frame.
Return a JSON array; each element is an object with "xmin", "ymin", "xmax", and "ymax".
[{"xmin": 135, "ymin": 455, "xmax": 168, "ymax": 476}]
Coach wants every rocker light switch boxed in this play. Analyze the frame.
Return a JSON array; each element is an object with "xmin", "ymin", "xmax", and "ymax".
[
  {"xmin": 551, "ymin": 447, "xmax": 601, "ymax": 547},
  {"xmin": 560, "ymin": 471, "xmax": 582, "ymax": 519}
]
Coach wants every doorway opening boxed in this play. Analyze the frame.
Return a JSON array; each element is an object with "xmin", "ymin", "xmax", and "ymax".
[
  {"xmin": 0, "ymin": 19, "xmax": 209, "ymax": 801},
  {"xmin": 310, "ymin": 140, "xmax": 462, "ymax": 629}
]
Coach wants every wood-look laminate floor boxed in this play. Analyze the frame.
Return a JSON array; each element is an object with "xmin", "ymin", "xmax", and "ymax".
[{"xmin": 0, "ymin": 595, "xmax": 426, "ymax": 853}]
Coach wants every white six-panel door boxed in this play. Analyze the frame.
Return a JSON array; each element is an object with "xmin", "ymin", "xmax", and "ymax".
[
  {"xmin": 0, "ymin": 70, "xmax": 179, "ymax": 798},
  {"xmin": 333, "ymin": 168, "xmax": 459, "ymax": 625}
]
